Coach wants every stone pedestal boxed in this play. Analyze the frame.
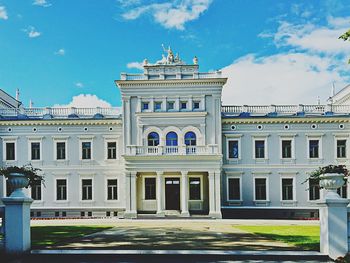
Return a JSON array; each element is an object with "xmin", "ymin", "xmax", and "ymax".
[
  {"xmin": 2, "ymin": 196, "xmax": 33, "ymax": 254},
  {"xmin": 318, "ymin": 194, "xmax": 349, "ymax": 260}
]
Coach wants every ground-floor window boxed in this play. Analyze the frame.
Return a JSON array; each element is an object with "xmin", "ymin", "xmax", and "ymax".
[
  {"xmin": 189, "ymin": 177, "xmax": 201, "ymax": 200},
  {"xmin": 82, "ymin": 179, "xmax": 92, "ymax": 200},
  {"xmin": 309, "ymin": 179, "xmax": 320, "ymax": 200},
  {"xmin": 107, "ymin": 179, "xmax": 118, "ymax": 200},
  {"xmin": 255, "ymin": 178, "xmax": 267, "ymax": 200},
  {"xmin": 56, "ymin": 179, "xmax": 67, "ymax": 200},
  {"xmin": 228, "ymin": 178, "xmax": 240, "ymax": 200},
  {"xmin": 337, "ymin": 184, "xmax": 347, "ymax": 198},
  {"xmin": 31, "ymin": 181, "xmax": 42, "ymax": 200},
  {"xmin": 281, "ymin": 178, "xmax": 293, "ymax": 200},
  {"xmin": 145, "ymin": 178, "xmax": 156, "ymax": 200}
]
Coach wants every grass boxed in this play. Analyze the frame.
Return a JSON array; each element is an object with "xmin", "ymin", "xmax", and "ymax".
[
  {"xmin": 235, "ymin": 225, "xmax": 320, "ymax": 251},
  {"xmin": 31, "ymin": 225, "xmax": 113, "ymax": 248}
]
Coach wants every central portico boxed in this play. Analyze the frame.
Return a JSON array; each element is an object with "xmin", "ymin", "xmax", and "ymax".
[{"xmin": 116, "ymin": 47, "xmax": 227, "ymax": 218}]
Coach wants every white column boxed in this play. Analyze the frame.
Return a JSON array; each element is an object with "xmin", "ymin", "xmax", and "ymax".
[
  {"xmin": 214, "ymin": 170, "xmax": 222, "ymax": 218},
  {"xmin": 156, "ymin": 171, "xmax": 165, "ymax": 217},
  {"xmin": 124, "ymin": 171, "xmax": 137, "ymax": 219},
  {"xmin": 208, "ymin": 171, "xmax": 216, "ymax": 217},
  {"xmin": 318, "ymin": 193, "xmax": 349, "ymax": 260},
  {"xmin": 2, "ymin": 195, "xmax": 33, "ymax": 253},
  {"xmin": 180, "ymin": 171, "xmax": 190, "ymax": 217}
]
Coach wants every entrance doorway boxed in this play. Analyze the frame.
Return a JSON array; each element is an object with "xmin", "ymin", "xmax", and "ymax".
[{"xmin": 165, "ymin": 178, "xmax": 180, "ymax": 210}]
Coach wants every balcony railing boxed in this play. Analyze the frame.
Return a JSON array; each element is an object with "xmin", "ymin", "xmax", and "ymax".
[
  {"xmin": 222, "ymin": 104, "xmax": 350, "ymax": 116},
  {"xmin": 0, "ymin": 107, "xmax": 121, "ymax": 119},
  {"xmin": 126, "ymin": 145, "xmax": 219, "ymax": 156}
]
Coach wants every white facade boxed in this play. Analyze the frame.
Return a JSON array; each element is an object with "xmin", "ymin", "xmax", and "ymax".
[{"xmin": 0, "ymin": 50, "xmax": 349, "ymax": 219}]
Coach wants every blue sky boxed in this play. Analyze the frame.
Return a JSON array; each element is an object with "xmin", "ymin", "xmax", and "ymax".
[{"xmin": 0, "ymin": 0, "xmax": 349, "ymax": 107}]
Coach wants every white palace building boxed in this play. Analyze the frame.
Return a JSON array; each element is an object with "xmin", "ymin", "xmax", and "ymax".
[{"xmin": 0, "ymin": 49, "xmax": 350, "ymax": 219}]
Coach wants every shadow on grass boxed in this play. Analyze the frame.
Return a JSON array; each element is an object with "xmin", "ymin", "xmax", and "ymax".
[
  {"xmin": 31, "ymin": 226, "xmax": 113, "ymax": 249},
  {"xmin": 248, "ymin": 233, "xmax": 319, "ymax": 251}
]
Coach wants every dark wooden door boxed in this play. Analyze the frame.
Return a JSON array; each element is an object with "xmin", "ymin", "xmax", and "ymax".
[{"xmin": 165, "ymin": 178, "xmax": 180, "ymax": 210}]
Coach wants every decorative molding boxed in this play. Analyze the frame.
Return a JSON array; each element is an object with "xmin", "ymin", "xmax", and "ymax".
[
  {"xmin": 222, "ymin": 117, "xmax": 350, "ymax": 124},
  {"xmin": 0, "ymin": 119, "xmax": 122, "ymax": 126}
]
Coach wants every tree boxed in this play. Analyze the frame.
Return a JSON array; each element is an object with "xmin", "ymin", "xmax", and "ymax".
[{"xmin": 339, "ymin": 29, "xmax": 350, "ymax": 63}]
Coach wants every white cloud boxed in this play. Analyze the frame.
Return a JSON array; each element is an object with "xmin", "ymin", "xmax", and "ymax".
[
  {"xmin": 222, "ymin": 16, "xmax": 350, "ymax": 105},
  {"xmin": 121, "ymin": 0, "xmax": 212, "ymax": 30},
  {"xmin": 0, "ymin": 6, "xmax": 8, "ymax": 20},
  {"xmin": 54, "ymin": 94, "xmax": 112, "ymax": 108},
  {"xmin": 221, "ymin": 53, "xmax": 348, "ymax": 105},
  {"xmin": 33, "ymin": 0, "xmax": 51, "ymax": 7},
  {"xmin": 127, "ymin": 61, "xmax": 144, "ymax": 70},
  {"xmin": 75, "ymin": 82, "xmax": 84, "ymax": 88},
  {"xmin": 273, "ymin": 18, "xmax": 350, "ymax": 55},
  {"xmin": 55, "ymin": 48, "xmax": 65, "ymax": 56},
  {"xmin": 24, "ymin": 26, "xmax": 41, "ymax": 38}
]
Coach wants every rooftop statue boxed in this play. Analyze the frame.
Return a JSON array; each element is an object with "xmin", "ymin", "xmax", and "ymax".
[{"xmin": 152, "ymin": 45, "xmax": 185, "ymax": 65}]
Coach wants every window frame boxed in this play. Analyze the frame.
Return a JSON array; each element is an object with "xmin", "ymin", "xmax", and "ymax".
[
  {"xmin": 106, "ymin": 178, "xmax": 118, "ymax": 201},
  {"xmin": 226, "ymin": 173, "xmax": 242, "ymax": 201},
  {"xmin": 55, "ymin": 177, "xmax": 68, "ymax": 202},
  {"xmin": 2, "ymin": 136, "xmax": 18, "ymax": 162},
  {"xmin": 306, "ymin": 134, "xmax": 323, "ymax": 160},
  {"xmin": 279, "ymin": 135, "xmax": 296, "ymax": 160},
  {"xmin": 78, "ymin": 136, "xmax": 94, "ymax": 161},
  {"xmin": 253, "ymin": 176, "xmax": 269, "ymax": 201},
  {"xmin": 188, "ymin": 176, "xmax": 202, "ymax": 201},
  {"xmin": 280, "ymin": 177, "xmax": 296, "ymax": 201},
  {"xmin": 333, "ymin": 134, "xmax": 348, "ymax": 160},
  {"xmin": 31, "ymin": 180, "xmax": 43, "ymax": 202},
  {"xmin": 143, "ymin": 176, "xmax": 156, "ymax": 200},
  {"xmin": 53, "ymin": 136, "xmax": 69, "ymax": 161},
  {"xmin": 308, "ymin": 178, "xmax": 320, "ymax": 201},
  {"xmin": 252, "ymin": 137, "xmax": 268, "ymax": 160},
  {"xmin": 79, "ymin": 174, "xmax": 94, "ymax": 202}
]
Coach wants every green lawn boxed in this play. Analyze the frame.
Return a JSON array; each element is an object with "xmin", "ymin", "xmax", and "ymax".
[
  {"xmin": 235, "ymin": 225, "xmax": 320, "ymax": 251},
  {"xmin": 31, "ymin": 225, "xmax": 113, "ymax": 248}
]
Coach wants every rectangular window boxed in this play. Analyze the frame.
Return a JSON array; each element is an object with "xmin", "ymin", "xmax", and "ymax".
[
  {"xmin": 337, "ymin": 140, "xmax": 346, "ymax": 158},
  {"xmin": 255, "ymin": 140, "xmax": 265, "ymax": 159},
  {"xmin": 56, "ymin": 142, "xmax": 66, "ymax": 160},
  {"xmin": 31, "ymin": 181, "xmax": 42, "ymax": 200},
  {"xmin": 193, "ymin": 101, "xmax": 200, "ymax": 109},
  {"xmin": 255, "ymin": 178, "xmax": 267, "ymax": 200},
  {"xmin": 337, "ymin": 184, "xmax": 347, "ymax": 198},
  {"xmin": 189, "ymin": 177, "xmax": 201, "ymax": 200},
  {"xmin": 281, "ymin": 140, "xmax": 292, "ymax": 158},
  {"xmin": 107, "ymin": 142, "xmax": 117, "ymax": 159},
  {"xmin": 31, "ymin": 142, "xmax": 40, "ymax": 160},
  {"xmin": 82, "ymin": 179, "xmax": 92, "ymax": 200},
  {"xmin": 309, "ymin": 140, "xmax": 319, "ymax": 158},
  {"xmin": 228, "ymin": 178, "xmax": 240, "ymax": 200},
  {"xmin": 228, "ymin": 140, "xmax": 239, "ymax": 159},
  {"xmin": 282, "ymin": 178, "xmax": 293, "ymax": 200},
  {"xmin": 56, "ymin": 179, "xmax": 67, "ymax": 200},
  {"xmin": 180, "ymin": 102, "xmax": 187, "ymax": 110},
  {"xmin": 154, "ymin": 102, "xmax": 162, "ymax": 111},
  {"xmin": 107, "ymin": 179, "xmax": 118, "ymax": 200},
  {"xmin": 309, "ymin": 179, "xmax": 320, "ymax": 200},
  {"xmin": 82, "ymin": 142, "xmax": 91, "ymax": 160},
  {"xmin": 145, "ymin": 178, "xmax": 156, "ymax": 200},
  {"xmin": 167, "ymin": 101, "xmax": 174, "ymax": 110},
  {"xmin": 142, "ymin": 102, "xmax": 149, "ymax": 110},
  {"xmin": 6, "ymin": 142, "xmax": 15, "ymax": 160}
]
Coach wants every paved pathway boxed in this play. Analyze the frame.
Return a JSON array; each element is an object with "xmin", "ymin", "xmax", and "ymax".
[{"xmin": 31, "ymin": 219, "xmax": 318, "ymax": 251}]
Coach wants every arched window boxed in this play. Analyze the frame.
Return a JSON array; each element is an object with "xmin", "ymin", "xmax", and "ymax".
[
  {"xmin": 184, "ymin": 132, "xmax": 196, "ymax": 146},
  {"xmin": 148, "ymin": 132, "xmax": 159, "ymax": 146},
  {"xmin": 166, "ymin": 132, "xmax": 178, "ymax": 146}
]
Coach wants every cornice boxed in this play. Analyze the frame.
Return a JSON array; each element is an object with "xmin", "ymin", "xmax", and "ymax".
[
  {"xmin": 0, "ymin": 119, "xmax": 122, "ymax": 126},
  {"xmin": 116, "ymin": 78, "xmax": 227, "ymax": 87},
  {"xmin": 222, "ymin": 117, "xmax": 350, "ymax": 124},
  {"xmin": 135, "ymin": 111, "xmax": 207, "ymax": 118}
]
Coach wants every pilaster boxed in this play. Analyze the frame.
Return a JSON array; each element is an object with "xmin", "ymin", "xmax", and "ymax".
[
  {"xmin": 180, "ymin": 171, "xmax": 190, "ymax": 217},
  {"xmin": 156, "ymin": 171, "xmax": 165, "ymax": 217},
  {"xmin": 124, "ymin": 171, "xmax": 137, "ymax": 219}
]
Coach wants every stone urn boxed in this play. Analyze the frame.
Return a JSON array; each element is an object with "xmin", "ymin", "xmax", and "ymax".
[
  {"xmin": 7, "ymin": 172, "xmax": 29, "ymax": 198},
  {"xmin": 319, "ymin": 173, "xmax": 346, "ymax": 199}
]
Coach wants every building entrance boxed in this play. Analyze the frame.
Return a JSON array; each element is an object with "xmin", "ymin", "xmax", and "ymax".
[{"xmin": 165, "ymin": 178, "xmax": 180, "ymax": 210}]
